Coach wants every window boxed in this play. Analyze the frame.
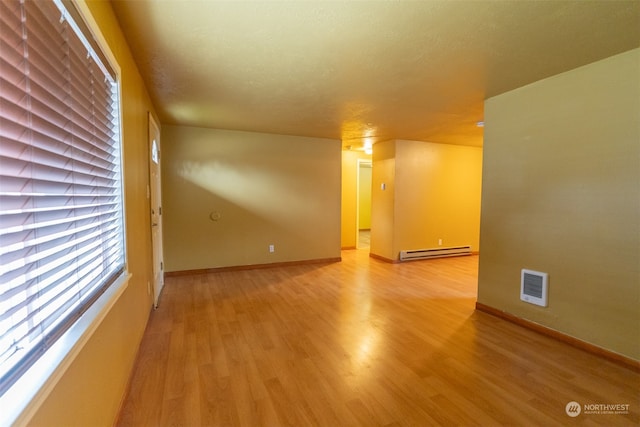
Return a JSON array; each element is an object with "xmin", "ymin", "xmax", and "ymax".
[{"xmin": 0, "ymin": 0, "xmax": 124, "ymax": 398}]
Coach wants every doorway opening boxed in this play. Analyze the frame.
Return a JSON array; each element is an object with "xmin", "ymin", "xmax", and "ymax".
[{"xmin": 357, "ymin": 159, "xmax": 372, "ymax": 249}]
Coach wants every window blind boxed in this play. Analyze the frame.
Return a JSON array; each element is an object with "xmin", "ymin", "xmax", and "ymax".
[{"xmin": 0, "ymin": 0, "xmax": 124, "ymax": 395}]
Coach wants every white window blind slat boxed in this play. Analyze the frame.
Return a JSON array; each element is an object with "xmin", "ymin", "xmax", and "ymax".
[
  {"xmin": 1, "ymin": 215, "xmax": 121, "ymax": 273},
  {"xmin": 0, "ymin": 0, "xmax": 125, "ymax": 396},
  {"xmin": 0, "ymin": 151, "xmax": 118, "ymax": 188},
  {"xmin": 0, "ymin": 197, "xmax": 119, "ymax": 218},
  {"xmin": 0, "ymin": 138, "xmax": 116, "ymax": 173},
  {"xmin": 1, "ymin": 128, "xmax": 118, "ymax": 171}
]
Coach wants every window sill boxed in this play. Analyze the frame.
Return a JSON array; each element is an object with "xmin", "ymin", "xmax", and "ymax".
[{"xmin": 0, "ymin": 272, "xmax": 131, "ymax": 427}]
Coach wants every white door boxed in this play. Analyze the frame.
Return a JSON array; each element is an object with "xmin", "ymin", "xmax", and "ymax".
[{"xmin": 149, "ymin": 113, "xmax": 164, "ymax": 307}]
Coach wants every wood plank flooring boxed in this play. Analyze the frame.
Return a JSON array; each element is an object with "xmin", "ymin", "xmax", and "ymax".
[{"xmin": 117, "ymin": 250, "xmax": 640, "ymax": 426}]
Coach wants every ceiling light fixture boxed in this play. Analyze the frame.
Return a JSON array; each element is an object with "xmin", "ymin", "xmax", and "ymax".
[{"xmin": 363, "ymin": 138, "xmax": 373, "ymax": 155}]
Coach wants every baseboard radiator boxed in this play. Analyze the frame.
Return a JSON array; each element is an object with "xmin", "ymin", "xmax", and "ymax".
[{"xmin": 399, "ymin": 245, "xmax": 472, "ymax": 261}]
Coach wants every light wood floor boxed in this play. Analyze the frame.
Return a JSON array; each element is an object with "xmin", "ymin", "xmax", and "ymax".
[{"xmin": 117, "ymin": 250, "xmax": 639, "ymax": 426}]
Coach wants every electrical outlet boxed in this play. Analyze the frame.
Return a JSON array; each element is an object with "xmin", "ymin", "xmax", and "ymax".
[
  {"xmin": 438, "ymin": 239, "xmax": 443, "ymax": 246},
  {"xmin": 269, "ymin": 244, "xmax": 275, "ymax": 253}
]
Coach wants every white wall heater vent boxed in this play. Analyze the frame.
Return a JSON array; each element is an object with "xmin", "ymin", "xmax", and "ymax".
[
  {"xmin": 399, "ymin": 246, "xmax": 471, "ymax": 261},
  {"xmin": 520, "ymin": 269, "xmax": 548, "ymax": 307}
]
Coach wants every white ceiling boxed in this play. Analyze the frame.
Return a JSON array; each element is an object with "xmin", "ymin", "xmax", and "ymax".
[{"xmin": 110, "ymin": 0, "xmax": 640, "ymax": 149}]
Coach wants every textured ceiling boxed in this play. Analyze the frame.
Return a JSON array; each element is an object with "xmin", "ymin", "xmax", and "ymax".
[{"xmin": 110, "ymin": 0, "xmax": 640, "ymax": 148}]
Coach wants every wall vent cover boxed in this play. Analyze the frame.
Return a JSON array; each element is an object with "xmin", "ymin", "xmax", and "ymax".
[{"xmin": 521, "ymin": 269, "xmax": 548, "ymax": 307}]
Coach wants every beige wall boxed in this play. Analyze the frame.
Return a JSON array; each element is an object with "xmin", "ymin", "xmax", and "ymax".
[
  {"xmin": 28, "ymin": 0, "xmax": 157, "ymax": 425},
  {"xmin": 370, "ymin": 139, "xmax": 483, "ymax": 261},
  {"xmin": 162, "ymin": 125, "xmax": 342, "ymax": 271},
  {"xmin": 477, "ymin": 49, "xmax": 640, "ymax": 360}
]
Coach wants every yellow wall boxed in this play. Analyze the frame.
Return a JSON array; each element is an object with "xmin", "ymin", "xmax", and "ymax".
[
  {"xmin": 370, "ymin": 139, "xmax": 483, "ymax": 261},
  {"xmin": 162, "ymin": 125, "xmax": 342, "ymax": 271},
  {"xmin": 370, "ymin": 140, "xmax": 397, "ymax": 259},
  {"xmin": 341, "ymin": 151, "xmax": 358, "ymax": 248},
  {"xmin": 27, "ymin": 1, "xmax": 157, "ymax": 425},
  {"xmin": 395, "ymin": 140, "xmax": 482, "ymax": 253},
  {"xmin": 477, "ymin": 49, "xmax": 640, "ymax": 360},
  {"xmin": 358, "ymin": 164, "xmax": 372, "ymax": 230}
]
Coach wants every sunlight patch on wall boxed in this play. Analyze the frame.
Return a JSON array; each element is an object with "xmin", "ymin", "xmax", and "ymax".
[{"xmin": 176, "ymin": 159, "xmax": 319, "ymax": 225}]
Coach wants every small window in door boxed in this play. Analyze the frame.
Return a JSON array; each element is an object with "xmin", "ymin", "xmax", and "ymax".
[{"xmin": 152, "ymin": 139, "xmax": 159, "ymax": 164}]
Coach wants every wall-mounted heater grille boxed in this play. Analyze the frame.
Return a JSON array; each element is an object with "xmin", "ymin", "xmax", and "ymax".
[
  {"xmin": 521, "ymin": 269, "xmax": 548, "ymax": 307},
  {"xmin": 399, "ymin": 245, "xmax": 471, "ymax": 261}
]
